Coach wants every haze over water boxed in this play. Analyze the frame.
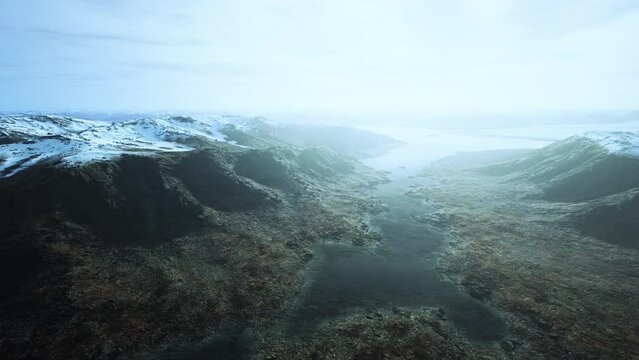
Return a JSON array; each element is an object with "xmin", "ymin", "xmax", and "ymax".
[{"xmin": 361, "ymin": 119, "xmax": 639, "ymax": 174}]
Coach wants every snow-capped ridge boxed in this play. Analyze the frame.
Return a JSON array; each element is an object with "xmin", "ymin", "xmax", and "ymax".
[
  {"xmin": 581, "ymin": 130, "xmax": 639, "ymax": 158},
  {"xmin": 0, "ymin": 114, "xmax": 259, "ymax": 177}
]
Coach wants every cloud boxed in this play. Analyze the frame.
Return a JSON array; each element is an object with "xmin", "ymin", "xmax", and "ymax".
[
  {"xmin": 25, "ymin": 26, "xmax": 190, "ymax": 46},
  {"xmin": 120, "ymin": 61, "xmax": 259, "ymax": 77},
  {"xmin": 0, "ymin": 61, "xmax": 21, "ymax": 69},
  {"xmin": 0, "ymin": 71, "xmax": 112, "ymax": 82},
  {"xmin": 81, "ymin": 0, "xmax": 195, "ymax": 25},
  {"xmin": 0, "ymin": 0, "xmax": 637, "ymax": 114}
]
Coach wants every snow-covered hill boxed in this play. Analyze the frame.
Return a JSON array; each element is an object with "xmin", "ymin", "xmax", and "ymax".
[
  {"xmin": 0, "ymin": 114, "xmax": 401, "ymax": 178},
  {"xmin": 582, "ymin": 131, "xmax": 639, "ymax": 158},
  {"xmin": 0, "ymin": 115, "xmax": 257, "ymax": 177},
  {"xmin": 479, "ymin": 130, "xmax": 639, "ymax": 202}
]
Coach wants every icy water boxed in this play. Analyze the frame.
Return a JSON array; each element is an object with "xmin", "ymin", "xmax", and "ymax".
[
  {"xmin": 158, "ymin": 176, "xmax": 507, "ymax": 359},
  {"xmin": 286, "ymin": 176, "xmax": 507, "ymax": 342}
]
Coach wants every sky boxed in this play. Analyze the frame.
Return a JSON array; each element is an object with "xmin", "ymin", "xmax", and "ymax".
[{"xmin": 0, "ymin": 0, "xmax": 638, "ymax": 117}]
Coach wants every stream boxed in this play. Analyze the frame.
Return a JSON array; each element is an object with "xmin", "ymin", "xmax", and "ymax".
[
  {"xmin": 286, "ymin": 176, "xmax": 507, "ymax": 341},
  {"xmin": 157, "ymin": 175, "xmax": 507, "ymax": 359}
]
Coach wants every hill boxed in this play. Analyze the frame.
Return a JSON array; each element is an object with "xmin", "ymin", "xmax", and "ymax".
[
  {"xmin": 478, "ymin": 131, "xmax": 639, "ymax": 248},
  {"xmin": 0, "ymin": 114, "xmax": 390, "ymax": 359}
]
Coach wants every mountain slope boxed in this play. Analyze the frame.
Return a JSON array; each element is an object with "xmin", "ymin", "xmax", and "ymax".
[
  {"xmin": 479, "ymin": 132, "xmax": 639, "ymax": 202},
  {"xmin": 572, "ymin": 189, "xmax": 639, "ymax": 249},
  {"xmin": 0, "ymin": 114, "xmax": 389, "ymax": 359},
  {"xmin": 268, "ymin": 124, "xmax": 403, "ymax": 158},
  {"xmin": 0, "ymin": 115, "xmax": 400, "ymax": 178},
  {"xmin": 478, "ymin": 131, "xmax": 639, "ymax": 248}
]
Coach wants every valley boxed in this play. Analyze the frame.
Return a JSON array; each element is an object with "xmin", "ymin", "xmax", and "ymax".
[{"xmin": 0, "ymin": 115, "xmax": 638, "ymax": 359}]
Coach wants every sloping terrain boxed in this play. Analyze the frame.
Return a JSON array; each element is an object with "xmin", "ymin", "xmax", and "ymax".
[
  {"xmin": 0, "ymin": 115, "xmax": 392, "ymax": 359},
  {"xmin": 0, "ymin": 115, "xmax": 400, "ymax": 178},
  {"xmin": 0, "ymin": 115, "xmax": 231, "ymax": 177},
  {"xmin": 478, "ymin": 132, "xmax": 639, "ymax": 248},
  {"xmin": 409, "ymin": 136, "xmax": 639, "ymax": 359},
  {"xmin": 269, "ymin": 124, "xmax": 403, "ymax": 158},
  {"xmin": 479, "ymin": 134, "xmax": 639, "ymax": 202},
  {"xmin": 571, "ymin": 188, "xmax": 639, "ymax": 249},
  {"xmin": 213, "ymin": 118, "xmax": 401, "ymax": 158}
]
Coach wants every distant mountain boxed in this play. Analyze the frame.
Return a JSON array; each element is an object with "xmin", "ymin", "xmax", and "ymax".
[
  {"xmin": 479, "ymin": 131, "xmax": 639, "ymax": 248},
  {"xmin": 0, "ymin": 115, "xmax": 400, "ymax": 178},
  {"xmin": 269, "ymin": 124, "xmax": 403, "ymax": 158}
]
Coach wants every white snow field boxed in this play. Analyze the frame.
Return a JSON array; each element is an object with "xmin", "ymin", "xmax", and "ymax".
[{"xmin": 0, "ymin": 115, "xmax": 255, "ymax": 177}]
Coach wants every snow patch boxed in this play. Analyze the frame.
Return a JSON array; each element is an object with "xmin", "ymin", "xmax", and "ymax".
[
  {"xmin": 0, "ymin": 115, "xmax": 258, "ymax": 177},
  {"xmin": 582, "ymin": 131, "xmax": 639, "ymax": 158}
]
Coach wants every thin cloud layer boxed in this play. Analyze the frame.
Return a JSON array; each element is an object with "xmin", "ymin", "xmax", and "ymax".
[{"xmin": 0, "ymin": 0, "xmax": 637, "ymax": 117}]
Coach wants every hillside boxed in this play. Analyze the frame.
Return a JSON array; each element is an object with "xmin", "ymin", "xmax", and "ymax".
[
  {"xmin": 478, "ymin": 131, "xmax": 639, "ymax": 248},
  {"xmin": 407, "ymin": 133, "xmax": 639, "ymax": 359},
  {"xmin": 0, "ymin": 115, "xmax": 391, "ymax": 359}
]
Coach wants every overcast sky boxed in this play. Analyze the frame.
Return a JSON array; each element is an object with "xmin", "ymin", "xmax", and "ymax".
[{"xmin": 1, "ymin": 0, "xmax": 638, "ymax": 117}]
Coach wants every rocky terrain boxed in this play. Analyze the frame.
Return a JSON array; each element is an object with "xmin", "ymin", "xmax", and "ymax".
[
  {"xmin": 0, "ymin": 115, "xmax": 396, "ymax": 359},
  {"xmin": 479, "ymin": 133, "xmax": 639, "ymax": 249},
  {"xmin": 411, "ymin": 133, "xmax": 639, "ymax": 359},
  {"xmin": 3, "ymin": 116, "xmax": 638, "ymax": 359}
]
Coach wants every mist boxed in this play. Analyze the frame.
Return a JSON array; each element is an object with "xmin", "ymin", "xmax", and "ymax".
[
  {"xmin": 2, "ymin": 2, "xmax": 639, "ymax": 359},
  {"xmin": 1, "ymin": 0, "xmax": 639, "ymax": 118}
]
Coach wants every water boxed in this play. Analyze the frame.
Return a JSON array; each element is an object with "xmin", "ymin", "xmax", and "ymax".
[
  {"xmin": 360, "ymin": 126, "xmax": 551, "ymax": 175},
  {"xmin": 158, "ymin": 173, "xmax": 508, "ymax": 359},
  {"xmin": 286, "ymin": 176, "xmax": 508, "ymax": 342}
]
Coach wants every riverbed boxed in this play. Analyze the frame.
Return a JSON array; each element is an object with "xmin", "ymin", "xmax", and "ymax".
[{"xmin": 285, "ymin": 175, "xmax": 507, "ymax": 342}]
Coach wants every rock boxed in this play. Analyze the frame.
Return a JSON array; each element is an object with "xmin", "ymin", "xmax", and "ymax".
[
  {"xmin": 285, "ymin": 241, "xmax": 300, "ymax": 249},
  {"xmin": 461, "ymin": 278, "xmax": 491, "ymax": 300},
  {"xmin": 500, "ymin": 339, "xmax": 521, "ymax": 352},
  {"xmin": 533, "ymin": 317, "xmax": 554, "ymax": 331}
]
